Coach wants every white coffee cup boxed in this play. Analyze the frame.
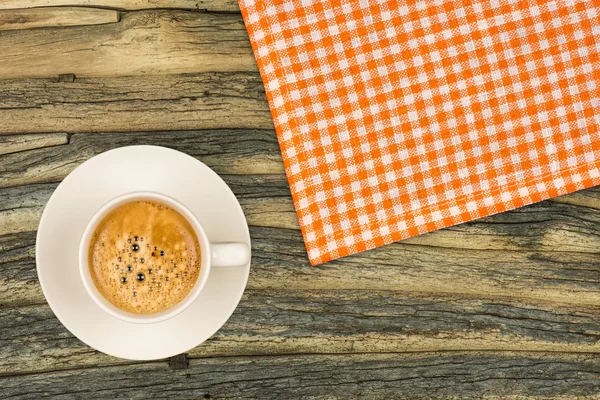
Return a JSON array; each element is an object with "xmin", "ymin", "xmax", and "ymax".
[{"xmin": 78, "ymin": 191, "xmax": 250, "ymax": 324}]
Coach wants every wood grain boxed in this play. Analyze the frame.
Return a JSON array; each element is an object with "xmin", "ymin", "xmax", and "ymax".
[
  {"xmin": 0, "ymin": 0, "xmax": 239, "ymax": 12},
  {"xmin": 0, "ymin": 130, "xmax": 284, "ymax": 188},
  {"xmin": 0, "ymin": 177, "xmax": 295, "ymax": 236},
  {"xmin": 1, "ymin": 352, "xmax": 599, "ymax": 399},
  {"xmin": 4, "ymin": 220, "xmax": 600, "ymax": 309},
  {"xmin": 3, "ymin": 289, "xmax": 600, "ymax": 375},
  {"xmin": 0, "ymin": 232, "xmax": 39, "ymax": 307},
  {"xmin": 0, "ymin": 133, "xmax": 68, "ymax": 155},
  {"xmin": 0, "ymin": 10, "xmax": 254, "ymax": 79},
  {"xmin": 0, "ymin": 73, "xmax": 271, "ymax": 134},
  {"xmin": 0, "ymin": 7, "xmax": 119, "ymax": 31}
]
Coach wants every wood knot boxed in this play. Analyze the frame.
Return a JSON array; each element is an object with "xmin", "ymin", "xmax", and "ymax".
[{"xmin": 58, "ymin": 73, "xmax": 76, "ymax": 83}]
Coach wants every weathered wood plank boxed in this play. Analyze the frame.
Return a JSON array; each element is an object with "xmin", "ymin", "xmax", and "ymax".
[
  {"xmin": 1, "ymin": 352, "xmax": 599, "ymax": 398},
  {"xmin": 2, "ymin": 290, "xmax": 600, "ymax": 375},
  {"xmin": 0, "ymin": 0, "xmax": 239, "ymax": 12},
  {"xmin": 0, "ymin": 73, "xmax": 271, "ymax": 134},
  {"xmin": 0, "ymin": 232, "xmax": 39, "ymax": 307},
  {"xmin": 0, "ymin": 177, "xmax": 295, "ymax": 236},
  {"xmin": 4, "ymin": 224, "xmax": 600, "ymax": 308},
  {"xmin": 249, "ymin": 226, "xmax": 600, "ymax": 306},
  {"xmin": 0, "ymin": 183, "xmax": 56, "ymax": 236},
  {"xmin": 0, "ymin": 130, "xmax": 284, "ymax": 188},
  {"xmin": 0, "ymin": 10, "xmax": 254, "ymax": 79},
  {"xmin": 0, "ymin": 133, "xmax": 68, "ymax": 155},
  {"xmin": 0, "ymin": 7, "xmax": 119, "ymax": 31}
]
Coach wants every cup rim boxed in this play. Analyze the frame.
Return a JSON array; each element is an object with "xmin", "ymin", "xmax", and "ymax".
[{"xmin": 78, "ymin": 191, "xmax": 211, "ymax": 324}]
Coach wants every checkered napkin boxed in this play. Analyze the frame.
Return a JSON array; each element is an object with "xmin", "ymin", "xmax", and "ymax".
[{"xmin": 239, "ymin": 0, "xmax": 600, "ymax": 265}]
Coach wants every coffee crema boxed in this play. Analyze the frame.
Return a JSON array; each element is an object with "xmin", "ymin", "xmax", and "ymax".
[{"xmin": 88, "ymin": 200, "xmax": 201, "ymax": 314}]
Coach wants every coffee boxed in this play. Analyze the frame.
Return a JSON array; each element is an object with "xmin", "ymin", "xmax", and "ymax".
[{"xmin": 88, "ymin": 200, "xmax": 201, "ymax": 314}]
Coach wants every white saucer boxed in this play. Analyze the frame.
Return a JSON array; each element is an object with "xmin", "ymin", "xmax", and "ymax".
[{"xmin": 36, "ymin": 146, "xmax": 251, "ymax": 360}]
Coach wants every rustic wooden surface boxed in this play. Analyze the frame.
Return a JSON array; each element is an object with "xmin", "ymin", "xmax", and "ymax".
[
  {"xmin": 0, "ymin": 2, "xmax": 600, "ymax": 400},
  {"xmin": 0, "ymin": 7, "xmax": 119, "ymax": 31}
]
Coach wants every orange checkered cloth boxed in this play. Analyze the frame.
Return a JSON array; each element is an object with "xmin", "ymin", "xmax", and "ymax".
[{"xmin": 239, "ymin": 0, "xmax": 600, "ymax": 265}]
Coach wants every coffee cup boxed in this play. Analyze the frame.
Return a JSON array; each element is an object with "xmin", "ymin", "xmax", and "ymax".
[{"xmin": 78, "ymin": 191, "xmax": 250, "ymax": 324}]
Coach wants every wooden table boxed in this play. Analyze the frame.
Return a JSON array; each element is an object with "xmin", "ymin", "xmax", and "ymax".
[{"xmin": 1, "ymin": 2, "xmax": 600, "ymax": 399}]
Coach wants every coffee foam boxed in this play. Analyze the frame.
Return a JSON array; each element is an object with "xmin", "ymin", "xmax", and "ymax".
[{"xmin": 88, "ymin": 200, "xmax": 201, "ymax": 314}]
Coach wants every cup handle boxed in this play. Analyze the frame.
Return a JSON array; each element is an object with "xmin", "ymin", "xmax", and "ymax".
[{"xmin": 211, "ymin": 242, "xmax": 250, "ymax": 267}]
